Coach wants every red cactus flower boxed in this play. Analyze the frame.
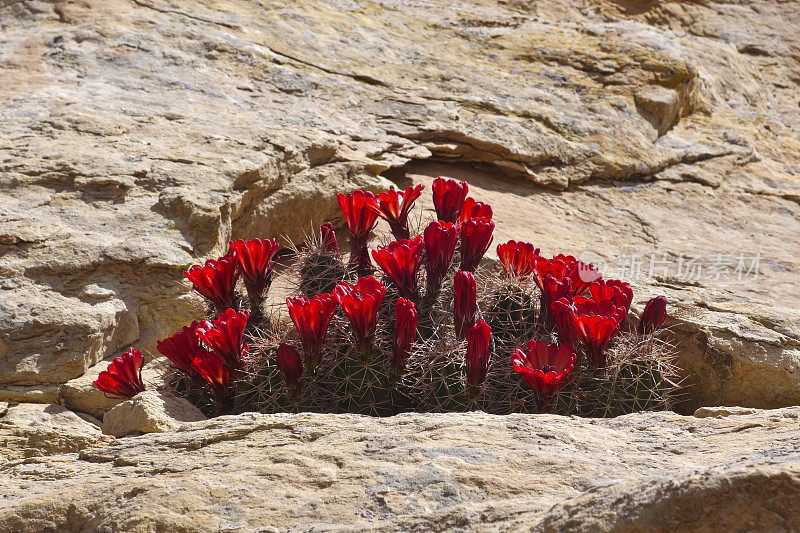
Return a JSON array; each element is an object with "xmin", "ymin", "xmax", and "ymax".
[
  {"xmin": 195, "ymin": 308, "xmax": 250, "ymax": 371},
  {"xmin": 465, "ymin": 319, "xmax": 492, "ymax": 388},
  {"xmin": 93, "ymin": 348, "xmax": 146, "ymax": 400},
  {"xmin": 454, "ymin": 270, "xmax": 477, "ymax": 339},
  {"xmin": 540, "ymin": 275, "xmax": 573, "ymax": 327},
  {"xmin": 320, "ymin": 222, "xmax": 339, "ymax": 255},
  {"xmin": 372, "ymin": 236, "xmax": 424, "ymax": 300},
  {"xmin": 637, "ymin": 295, "xmax": 667, "ymax": 335},
  {"xmin": 589, "ymin": 280, "xmax": 632, "ymax": 324},
  {"xmin": 334, "ymin": 276, "xmax": 386, "ymax": 353},
  {"xmin": 459, "ymin": 217, "xmax": 495, "ymax": 271},
  {"xmin": 550, "ymin": 298, "xmax": 579, "ymax": 349},
  {"xmin": 457, "ymin": 197, "xmax": 493, "ymax": 225},
  {"xmin": 229, "ymin": 238, "xmax": 279, "ymax": 308},
  {"xmin": 574, "ymin": 314, "xmax": 618, "ymax": 367},
  {"xmin": 190, "ymin": 350, "xmax": 230, "ymax": 400},
  {"xmin": 602, "ymin": 279, "xmax": 633, "ymax": 310},
  {"xmin": 372, "ymin": 184, "xmax": 425, "ymax": 240},
  {"xmin": 337, "ymin": 190, "xmax": 380, "ymax": 274},
  {"xmin": 424, "ymin": 220, "xmax": 458, "ymax": 296},
  {"xmin": 512, "ymin": 340, "xmax": 576, "ymax": 399},
  {"xmin": 286, "ymin": 293, "xmax": 338, "ymax": 372},
  {"xmin": 432, "ymin": 177, "xmax": 469, "ymax": 223},
  {"xmin": 184, "ymin": 253, "xmax": 239, "ymax": 312},
  {"xmin": 572, "ymin": 295, "xmax": 627, "ymax": 326},
  {"xmin": 393, "ymin": 298, "xmax": 417, "ymax": 372},
  {"xmin": 497, "ymin": 240, "xmax": 540, "ymax": 277},
  {"xmin": 531, "ymin": 255, "xmax": 601, "ymax": 298},
  {"xmin": 277, "ymin": 342, "xmax": 304, "ymax": 389},
  {"xmin": 156, "ymin": 321, "xmax": 212, "ymax": 377}
]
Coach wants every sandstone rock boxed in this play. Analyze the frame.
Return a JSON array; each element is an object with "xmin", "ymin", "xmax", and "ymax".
[
  {"xmin": 0, "ymin": 408, "xmax": 798, "ymax": 531},
  {"xmin": 102, "ymin": 390, "xmax": 206, "ymax": 437},
  {"xmin": 1, "ymin": 0, "xmax": 799, "ymax": 411},
  {"xmin": 0, "ymin": 403, "xmax": 108, "ymax": 461}
]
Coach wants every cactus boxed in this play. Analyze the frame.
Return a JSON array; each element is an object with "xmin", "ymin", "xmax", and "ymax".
[{"xmin": 156, "ymin": 181, "xmax": 682, "ymax": 419}]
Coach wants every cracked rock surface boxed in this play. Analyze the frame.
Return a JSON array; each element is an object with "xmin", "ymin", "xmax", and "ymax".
[
  {"xmin": 1, "ymin": 406, "xmax": 799, "ymax": 531},
  {"xmin": 1, "ymin": 0, "xmax": 799, "ymax": 411}
]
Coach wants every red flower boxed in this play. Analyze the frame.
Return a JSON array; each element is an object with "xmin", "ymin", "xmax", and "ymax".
[
  {"xmin": 637, "ymin": 295, "xmax": 667, "ymax": 335},
  {"xmin": 457, "ymin": 197, "xmax": 493, "ymax": 225},
  {"xmin": 497, "ymin": 240, "xmax": 540, "ymax": 277},
  {"xmin": 372, "ymin": 236, "xmax": 424, "ymax": 300},
  {"xmin": 373, "ymin": 184, "xmax": 425, "ymax": 240},
  {"xmin": 512, "ymin": 340, "xmax": 576, "ymax": 399},
  {"xmin": 337, "ymin": 190, "xmax": 380, "ymax": 274},
  {"xmin": 550, "ymin": 298, "xmax": 579, "ymax": 349},
  {"xmin": 195, "ymin": 308, "xmax": 250, "ymax": 371},
  {"xmin": 540, "ymin": 275, "xmax": 573, "ymax": 327},
  {"xmin": 190, "ymin": 350, "xmax": 230, "ymax": 400},
  {"xmin": 277, "ymin": 342, "xmax": 304, "ymax": 389},
  {"xmin": 465, "ymin": 319, "xmax": 492, "ymax": 388},
  {"xmin": 459, "ymin": 217, "xmax": 495, "ymax": 271},
  {"xmin": 334, "ymin": 276, "xmax": 386, "ymax": 353},
  {"xmin": 393, "ymin": 298, "xmax": 417, "ymax": 372},
  {"xmin": 531, "ymin": 255, "xmax": 601, "ymax": 298},
  {"xmin": 574, "ymin": 314, "xmax": 618, "ymax": 367},
  {"xmin": 432, "ymin": 177, "xmax": 469, "ymax": 223},
  {"xmin": 230, "ymin": 238, "xmax": 280, "ymax": 308},
  {"xmin": 572, "ymin": 295, "xmax": 627, "ymax": 326},
  {"xmin": 423, "ymin": 220, "xmax": 458, "ymax": 296},
  {"xmin": 184, "ymin": 253, "xmax": 239, "ymax": 312},
  {"xmin": 320, "ymin": 222, "xmax": 339, "ymax": 255},
  {"xmin": 93, "ymin": 348, "xmax": 146, "ymax": 400},
  {"xmin": 602, "ymin": 279, "xmax": 633, "ymax": 310},
  {"xmin": 156, "ymin": 321, "xmax": 212, "ymax": 377},
  {"xmin": 454, "ymin": 270, "xmax": 477, "ymax": 339},
  {"xmin": 286, "ymin": 293, "xmax": 338, "ymax": 372}
]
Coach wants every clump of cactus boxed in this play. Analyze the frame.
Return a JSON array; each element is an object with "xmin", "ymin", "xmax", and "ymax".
[{"xmin": 95, "ymin": 178, "xmax": 680, "ymax": 418}]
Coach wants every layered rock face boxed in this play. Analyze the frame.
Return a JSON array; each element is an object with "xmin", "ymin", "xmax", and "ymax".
[
  {"xmin": 1, "ymin": 405, "xmax": 799, "ymax": 531},
  {"xmin": 2, "ymin": 0, "xmax": 800, "ymax": 411}
]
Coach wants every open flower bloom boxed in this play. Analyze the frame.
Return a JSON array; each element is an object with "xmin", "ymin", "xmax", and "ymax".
[
  {"xmin": 184, "ymin": 253, "xmax": 239, "ymax": 312},
  {"xmin": 512, "ymin": 340, "xmax": 576, "ymax": 399},
  {"xmin": 372, "ymin": 184, "xmax": 424, "ymax": 240},
  {"xmin": 497, "ymin": 240, "xmax": 540, "ymax": 278},
  {"xmin": 393, "ymin": 298, "xmax": 417, "ymax": 372},
  {"xmin": 457, "ymin": 197, "xmax": 493, "ymax": 226},
  {"xmin": 320, "ymin": 222, "xmax": 340, "ymax": 255},
  {"xmin": 572, "ymin": 295, "xmax": 627, "ymax": 326},
  {"xmin": 453, "ymin": 270, "xmax": 477, "ymax": 339},
  {"xmin": 334, "ymin": 276, "xmax": 386, "ymax": 353},
  {"xmin": 424, "ymin": 220, "xmax": 458, "ymax": 296},
  {"xmin": 337, "ymin": 190, "xmax": 380, "ymax": 273},
  {"xmin": 531, "ymin": 255, "xmax": 601, "ymax": 298},
  {"xmin": 286, "ymin": 293, "xmax": 338, "ymax": 371},
  {"xmin": 156, "ymin": 321, "xmax": 212, "ymax": 377},
  {"xmin": 574, "ymin": 314, "xmax": 618, "ymax": 367},
  {"xmin": 196, "ymin": 309, "xmax": 250, "ymax": 370},
  {"xmin": 637, "ymin": 295, "xmax": 667, "ymax": 335},
  {"xmin": 372, "ymin": 236, "xmax": 424, "ymax": 300},
  {"xmin": 190, "ymin": 350, "xmax": 231, "ymax": 400},
  {"xmin": 459, "ymin": 217, "xmax": 495, "ymax": 271},
  {"xmin": 597, "ymin": 279, "xmax": 633, "ymax": 310},
  {"xmin": 277, "ymin": 342, "xmax": 304, "ymax": 389},
  {"xmin": 465, "ymin": 319, "xmax": 492, "ymax": 388},
  {"xmin": 93, "ymin": 348, "xmax": 146, "ymax": 400},
  {"xmin": 230, "ymin": 238, "xmax": 280, "ymax": 308},
  {"xmin": 432, "ymin": 177, "xmax": 469, "ymax": 223}
]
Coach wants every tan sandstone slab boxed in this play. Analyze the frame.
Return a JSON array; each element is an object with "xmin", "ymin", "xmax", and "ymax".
[{"xmin": 0, "ymin": 408, "xmax": 799, "ymax": 531}]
